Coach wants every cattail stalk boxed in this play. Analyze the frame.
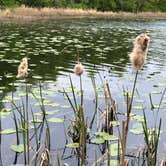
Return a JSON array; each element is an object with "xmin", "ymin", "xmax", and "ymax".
[
  {"xmin": 122, "ymin": 34, "xmax": 150, "ymax": 166},
  {"xmin": 26, "ymin": 82, "xmax": 30, "ymax": 165}
]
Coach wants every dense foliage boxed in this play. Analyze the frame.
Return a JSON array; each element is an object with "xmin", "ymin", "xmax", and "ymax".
[{"xmin": 0, "ymin": 0, "xmax": 166, "ymax": 12}]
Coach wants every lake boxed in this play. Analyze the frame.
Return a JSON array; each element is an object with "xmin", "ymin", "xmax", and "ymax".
[{"xmin": 0, "ymin": 19, "xmax": 166, "ymax": 165}]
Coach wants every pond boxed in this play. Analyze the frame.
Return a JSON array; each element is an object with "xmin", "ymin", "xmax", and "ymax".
[{"xmin": 0, "ymin": 19, "xmax": 166, "ymax": 165}]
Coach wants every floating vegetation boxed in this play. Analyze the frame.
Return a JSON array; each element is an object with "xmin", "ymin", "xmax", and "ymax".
[
  {"xmin": 0, "ymin": 19, "xmax": 166, "ymax": 166},
  {"xmin": 10, "ymin": 144, "xmax": 24, "ymax": 153},
  {"xmin": 0, "ymin": 128, "xmax": 16, "ymax": 135}
]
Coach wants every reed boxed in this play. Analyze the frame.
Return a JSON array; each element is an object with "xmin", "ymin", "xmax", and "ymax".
[
  {"xmin": 142, "ymin": 110, "xmax": 161, "ymax": 166},
  {"xmin": 1, "ymin": 7, "xmax": 166, "ymax": 22}
]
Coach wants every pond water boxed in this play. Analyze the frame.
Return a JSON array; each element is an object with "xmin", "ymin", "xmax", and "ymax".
[{"xmin": 0, "ymin": 19, "xmax": 166, "ymax": 165}]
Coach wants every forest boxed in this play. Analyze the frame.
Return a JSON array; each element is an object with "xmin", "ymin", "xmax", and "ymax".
[{"xmin": 0, "ymin": 0, "xmax": 166, "ymax": 13}]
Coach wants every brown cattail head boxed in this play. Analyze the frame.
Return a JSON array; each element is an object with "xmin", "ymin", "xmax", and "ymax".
[
  {"xmin": 17, "ymin": 57, "xmax": 28, "ymax": 78},
  {"xmin": 74, "ymin": 62, "xmax": 84, "ymax": 76},
  {"xmin": 130, "ymin": 33, "xmax": 150, "ymax": 70}
]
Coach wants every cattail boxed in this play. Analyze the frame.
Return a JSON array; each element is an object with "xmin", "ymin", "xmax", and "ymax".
[
  {"xmin": 17, "ymin": 57, "xmax": 28, "ymax": 78},
  {"xmin": 130, "ymin": 33, "xmax": 150, "ymax": 70},
  {"xmin": 74, "ymin": 62, "xmax": 84, "ymax": 76},
  {"xmin": 64, "ymin": 163, "xmax": 69, "ymax": 166}
]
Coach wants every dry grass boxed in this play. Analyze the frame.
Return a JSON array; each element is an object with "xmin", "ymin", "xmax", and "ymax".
[{"xmin": 0, "ymin": 7, "xmax": 166, "ymax": 22}]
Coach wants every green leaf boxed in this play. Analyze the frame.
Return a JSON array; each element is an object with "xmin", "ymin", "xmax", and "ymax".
[
  {"xmin": 60, "ymin": 105, "xmax": 70, "ymax": 108},
  {"xmin": 34, "ymin": 110, "xmax": 59, "ymax": 116},
  {"xmin": 48, "ymin": 117, "xmax": 63, "ymax": 123},
  {"xmin": 132, "ymin": 106, "xmax": 145, "ymax": 110},
  {"xmin": 95, "ymin": 132, "xmax": 118, "ymax": 141},
  {"xmin": 130, "ymin": 129, "xmax": 143, "ymax": 135},
  {"xmin": 66, "ymin": 143, "xmax": 79, "ymax": 148},
  {"xmin": 31, "ymin": 119, "xmax": 43, "ymax": 123},
  {"xmin": 0, "ymin": 108, "xmax": 11, "ymax": 118},
  {"xmin": 91, "ymin": 137, "xmax": 105, "ymax": 144},
  {"xmin": 0, "ymin": 128, "xmax": 16, "ymax": 135},
  {"xmin": 10, "ymin": 144, "xmax": 24, "ymax": 153},
  {"xmin": 111, "ymin": 121, "xmax": 120, "ymax": 127}
]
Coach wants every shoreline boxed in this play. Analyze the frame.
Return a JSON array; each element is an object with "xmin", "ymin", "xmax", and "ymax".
[{"xmin": 0, "ymin": 7, "xmax": 166, "ymax": 23}]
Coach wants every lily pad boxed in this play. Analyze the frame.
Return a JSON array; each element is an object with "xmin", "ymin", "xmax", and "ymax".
[
  {"xmin": 34, "ymin": 110, "xmax": 59, "ymax": 116},
  {"xmin": 132, "ymin": 106, "xmax": 145, "ymax": 110},
  {"xmin": 48, "ymin": 117, "xmax": 63, "ymax": 123},
  {"xmin": 10, "ymin": 144, "xmax": 24, "ymax": 153},
  {"xmin": 132, "ymin": 114, "xmax": 144, "ymax": 122},
  {"xmin": 0, "ymin": 128, "xmax": 16, "ymax": 135},
  {"xmin": 66, "ymin": 143, "xmax": 79, "ymax": 148},
  {"xmin": 0, "ymin": 108, "xmax": 11, "ymax": 118},
  {"xmin": 130, "ymin": 128, "xmax": 143, "ymax": 135},
  {"xmin": 111, "ymin": 121, "xmax": 120, "ymax": 127},
  {"xmin": 91, "ymin": 137, "xmax": 105, "ymax": 144}
]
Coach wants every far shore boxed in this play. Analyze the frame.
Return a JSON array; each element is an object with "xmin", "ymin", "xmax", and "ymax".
[{"xmin": 0, "ymin": 7, "xmax": 166, "ymax": 23}]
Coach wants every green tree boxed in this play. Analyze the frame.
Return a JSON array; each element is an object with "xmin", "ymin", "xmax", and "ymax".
[
  {"xmin": 96, "ymin": 0, "xmax": 116, "ymax": 11},
  {"xmin": 158, "ymin": 0, "xmax": 166, "ymax": 11}
]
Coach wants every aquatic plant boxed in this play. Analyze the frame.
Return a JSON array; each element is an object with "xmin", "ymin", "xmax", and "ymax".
[
  {"xmin": 121, "ymin": 33, "xmax": 150, "ymax": 166},
  {"xmin": 17, "ymin": 56, "xmax": 30, "ymax": 165},
  {"xmin": 64, "ymin": 62, "xmax": 87, "ymax": 165}
]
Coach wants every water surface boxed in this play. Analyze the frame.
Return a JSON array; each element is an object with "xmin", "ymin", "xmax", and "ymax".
[{"xmin": 0, "ymin": 19, "xmax": 166, "ymax": 165}]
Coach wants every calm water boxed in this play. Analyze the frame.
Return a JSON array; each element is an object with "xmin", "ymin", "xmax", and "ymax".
[{"xmin": 0, "ymin": 19, "xmax": 166, "ymax": 165}]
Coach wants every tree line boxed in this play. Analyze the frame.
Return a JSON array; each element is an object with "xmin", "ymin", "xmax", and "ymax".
[{"xmin": 1, "ymin": 0, "xmax": 166, "ymax": 12}]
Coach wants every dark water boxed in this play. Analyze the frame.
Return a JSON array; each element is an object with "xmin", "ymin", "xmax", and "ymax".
[{"xmin": 0, "ymin": 19, "xmax": 166, "ymax": 165}]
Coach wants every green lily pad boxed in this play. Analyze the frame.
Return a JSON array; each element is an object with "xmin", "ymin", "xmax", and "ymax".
[
  {"xmin": 31, "ymin": 119, "xmax": 43, "ymax": 123},
  {"xmin": 111, "ymin": 121, "xmax": 120, "ymax": 127},
  {"xmin": 60, "ymin": 105, "xmax": 70, "ymax": 108},
  {"xmin": 130, "ymin": 128, "xmax": 143, "ymax": 134},
  {"xmin": 132, "ymin": 106, "xmax": 145, "ymax": 110},
  {"xmin": 95, "ymin": 132, "xmax": 118, "ymax": 141},
  {"xmin": 92, "ymin": 132, "xmax": 118, "ymax": 144},
  {"xmin": 132, "ymin": 114, "xmax": 144, "ymax": 122},
  {"xmin": 34, "ymin": 110, "xmax": 59, "ymax": 116},
  {"xmin": 135, "ymin": 99, "xmax": 145, "ymax": 103},
  {"xmin": 66, "ymin": 143, "xmax": 79, "ymax": 148},
  {"xmin": 0, "ymin": 128, "xmax": 16, "ymax": 134},
  {"xmin": 91, "ymin": 137, "xmax": 105, "ymax": 144},
  {"xmin": 10, "ymin": 144, "xmax": 24, "ymax": 153},
  {"xmin": 0, "ymin": 108, "xmax": 11, "ymax": 118},
  {"xmin": 48, "ymin": 117, "xmax": 63, "ymax": 123},
  {"xmin": 130, "ymin": 123, "xmax": 143, "ymax": 135}
]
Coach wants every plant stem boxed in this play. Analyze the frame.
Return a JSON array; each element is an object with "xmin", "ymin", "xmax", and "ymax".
[
  {"xmin": 80, "ymin": 75, "xmax": 83, "ymax": 106},
  {"xmin": 122, "ymin": 70, "xmax": 138, "ymax": 166},
  {"xmin": 26, "ymin": 82, "xmax": 30, "ymax": 165}
]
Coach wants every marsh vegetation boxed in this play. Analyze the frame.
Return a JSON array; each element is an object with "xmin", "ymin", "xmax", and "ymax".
[{"xmin": 0, "ymin": 19, "xmax": 166, "ymax": 166}]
